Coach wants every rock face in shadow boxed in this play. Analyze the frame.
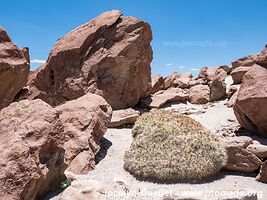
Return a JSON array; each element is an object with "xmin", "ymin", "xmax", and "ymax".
[
  {"xmin": 0, "ymin": 99, "xmax": 66, "ymax": 200},
  {"xmin": 233, "ymin": 64, "xmax": 267, "ymax": 137},
  {"xmin": 0, "ymin": 28, "xmax": 30, "ymax": 109},
  {"xmin": 0, "ymin": 93, "xmax": 112, "ymax": 199},
  {"xmin": 21, "ymin": 10, "xmax": 152, "ymax": 110}
]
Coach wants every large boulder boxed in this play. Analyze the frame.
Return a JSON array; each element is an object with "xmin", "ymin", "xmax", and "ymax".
[
  {"xmin": 141, "ymin": 87, "xmax": 189, "ymax": 108},
  {"xmin": 198, "ymin": 67, "xmax": 227, "ymax": 81},
  {"xmin": 163, "ymin": 72, "xmax": 181, "ymax": 89},
  {"xmin": 0, "ymin": 99, "xmax": 66, "ymax": 200},
  {"xmin": 20, "ymin": 10, "xmax": 153, "ymax": 110},
  {"xmin": 189, "ymin": 85, "xmax": 210, "ymax": 104},
  {"xmin": 230, "ymin": 66, "xmax": 251, "ymax": 84},
  {"xmin": 0, "ymin": 93, "xmax": 112, "ymax": 199},
  {"xmin": 233, "ymin": 64, "xmax": 267, "ymax": 137},
  {"xmin": 108, "ymin": 108, "xmax": 140, "ymax": 128},
  {"xmin": 55, "ymin": 93, "xmax": 112, "ymax": 174},
  {"xmin": 224, "ymin": 146, "xmax": 262, "ymax": 173},
  {"xmin": 256, "ymin": 45, "xmax": 267, "ymax": 67},
  {"xmin": 209, "ymin": 76, "xmax": 226, "ymax": 101},
  {"xmin": 231, "ymin": 54, "xmax": 258, "ymax": 70},
  {"xmin": 150, "ymin": 74, "xmax": 164, "ymax": 94},
  {"xmin": 0, "ymin": 28, "xmax": 30, "ymax": 109}
]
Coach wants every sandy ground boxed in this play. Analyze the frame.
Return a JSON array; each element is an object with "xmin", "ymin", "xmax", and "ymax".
[{"xmin": 46, "ymin": 76, "xmax": 267, "ymax": 200}]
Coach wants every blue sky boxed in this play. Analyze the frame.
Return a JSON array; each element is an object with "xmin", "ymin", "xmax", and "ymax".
[{"xmin": 2, "ymin": 0, "xmax": 267, "ymax": 76}]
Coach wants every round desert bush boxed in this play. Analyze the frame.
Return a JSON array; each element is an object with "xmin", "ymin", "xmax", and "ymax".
[{"xmin": 124, "ymin": 109, "xmax": 227, "ymax": 182}]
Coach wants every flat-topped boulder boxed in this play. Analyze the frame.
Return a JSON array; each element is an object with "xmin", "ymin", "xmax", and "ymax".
[
  {"xmin": 108, "ymin": 108, "xmax": 140, "ymax": 128},
  {"xmin": 141, "ymin": 87, "xmax": 189, "ymax": 108}
]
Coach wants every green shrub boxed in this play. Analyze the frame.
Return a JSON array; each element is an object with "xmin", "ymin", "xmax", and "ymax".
[
  {"xmin": 60, "ymin": 179, "xmax": 71, "ymax": 190},
  {"xmin": 124, "ymin": 109, "xmax": 227, "ymax": 182}
]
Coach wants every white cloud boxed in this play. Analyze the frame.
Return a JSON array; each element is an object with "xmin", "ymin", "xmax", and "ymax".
[
  {"xmin": 31, "ymin": 59, "xmax": 46, "ymax": 64},
  {"xmin": 165, "ymin": 63, "xmax": 173, "ymax": 66},
  {"xmin": 189, "ymin": 68, "xmax": 200, "ymax": 71},
  {"xmin": 178, "ymin": 65, "xmax": 186, "ymax": 69}
]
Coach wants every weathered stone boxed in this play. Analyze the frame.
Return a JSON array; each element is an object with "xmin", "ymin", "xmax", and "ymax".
[
  {"xmin": 0, "ymin": 28, "xmax": 30, "ymax": 109},
  {"xmin": 220, "ymin": 136, "xmax": 253, "ymax": 148},
  {"xmin": 20, "ymin": 10, "xmax": 153, "ymax": 110},
  {"xmin": 198, "ymin": 67, "xmax": 227, "ymax": 81},
  {"xmin": 246, "ymin": 144, "xmax": 267, "ymax": 159},
  {"xmin": 55, "ymin": 93, "xmax": 112, "ymax": 174},
  {"xmin": 224, "ymin": 146, "xmax": 262, "ymax": 173},
  {"xmin": 188, "ymin": 78, "xmax": 207, "ymax": 88},
  {"xmin": 163, "ymin": 72, "xmax": 181, "ymax": 89},
  {"xmin": 141, "ymin": 87, "xmax": 188, "ymax": 108},
  {"xmin": 230, "ymin": 66, "xmax": 250, "ymax": 84},
  {"xmin": 256, "ymin": 46, "xmax": 267, "ymax": 67},
  {"xmin": 189, "ymin": 85, "xmax": 210, "ymax": 104},
  {"xmin": 256, "ymin": 160, "xmax": 267, "ymax": 183},
  {"xmin": 108, "ymin": 108, "xmax": 140, "ymax": 128},
  {"xmin": 209, "ymin": 77, "xmax": 226, "ymax": 101},
  {"xmin": 227, "ymin": 91, "xmax": 238, "ymax": 107},
  {"xmin": 151, "ymin": 74, "xmax": 164, "ymax": 94},
  {"xmin": 233, "ymin": 64, "xmax": 267, "ymax": 137},
  {"xmin": 232, "ymin": 54, "xmax": 258, "ymax": 70},
  {"xmin": 0, "ymin": 99, "xmax": 66, "ymax": 200}
]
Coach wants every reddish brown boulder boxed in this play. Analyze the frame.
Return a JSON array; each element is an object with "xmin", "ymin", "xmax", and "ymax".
[
  {"xmin": 256, "ymin": 160, "xmax": 267, "ymax": 183},
  {"xmin": 227, "ymin": 91, "xmax": 238, "ymax": 107},
  {"xmin": 230, "ymin": 66, "xmax": 251, "ymax": 84},
  {"xmin": 141, "ymin": 87, "xmax": 189, "ymax": 108},
  {"xmin": 224, "ymin": 146, "xmax": 262, "ymax": 173},
  {"xmin": 0, "ymin": 93, "xmax": 112, "ymax": 199},
  {"xmin": 174, "ymin": 77, "xmax": 191, "ymax": 89},
  {"xmin": 0, "ymin": 28, "xmax": 30, "ymax": 109},
  {"xmin": 21, "ymin": 10, "xmax": 152, "ymax": 110},
  {"xmin": 188, "ymin": 78, "xmax": 206, "ymax": 88},
  {"xmin": 163, "ymin": 72, "xmax": 181, "ymax": 89},
  {"xmin": 198, "ymin": 67, "xmax": 227, "ymax": 81},
  {"xmin": 233, "ymin": 64, "xmax": 267, "ymax": 137},
  {"xmin": 246, "ymin": 143, "xmax": 267, "ymax": 159},
  {"xmin": 256, "ymin": 46, "xmax": 267, "ymax": 67},
  {"xmin": 231, "ymin": 54, "xmax": 258, "ymax": 70},
  {"xmin": 150, "ymin": 74, "xmax": 164, "ymax": 94},
  {"xmin": 209, "ymin": 77, "xmax": 226, "ymax": 101},
  {"xmin": 55, "ymin": 93, "xmax": 112, "ymax": 174},
  {"xmin": 108, "ymin": 108, "xmax": 140, "ymax": 128},
  {"xmin": 0, "ymin": 99, "xmax": 66, "ymax": 200},
  {"xmin": 163, "ymin": 72, "xmax": 192, "ymax": 89},
  {"xmin": 189, "ymin": 85, "xmax": 210, "ymax": 104}
]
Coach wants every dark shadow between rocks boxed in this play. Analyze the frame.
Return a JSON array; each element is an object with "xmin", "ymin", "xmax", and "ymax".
[
  {"xmin": 95, "ymin": 137, "xmax": 113, "ymax": 164},
  {"xmin": 162, "ymin": 100, "xmax": 188, "ymax": 108},
  {"xmin": 123, "ymin": 169, "xmax": 227, "ymax": 185},
  {"xmin": 37, "ymin": 190, "xmax": 61, "ymax": 200}
]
